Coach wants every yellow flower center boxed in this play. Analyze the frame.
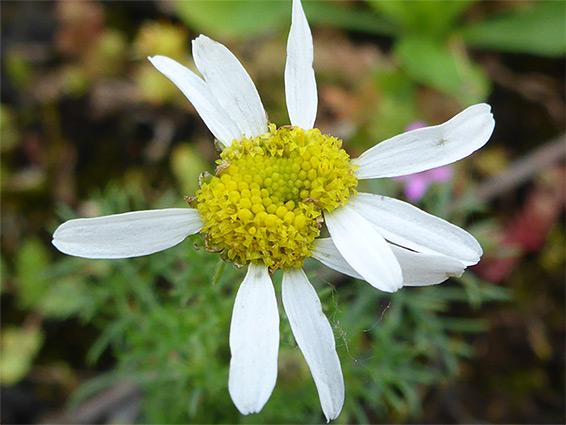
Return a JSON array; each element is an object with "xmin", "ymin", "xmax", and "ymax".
[{"xmin": 196, "ymin": 124, "xmax": 358, "ymax": 270}]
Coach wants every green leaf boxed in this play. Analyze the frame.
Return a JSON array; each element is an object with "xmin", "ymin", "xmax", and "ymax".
[
  {"xmin": 40, "ymin": 278, "xmax": 91, "ymax": 319},
  {"xmin": 175, "ymin": 0, "xmax": 396, "ymax": 40},
  {"xmin": 0, "ymin": 325, "xmax": 44, "ymax": 386},
  {"xmin": 211, "ymin": 257, "xmax": 226, "ymax": 285},
  {"xmin": 366, "ymin": 0, "xmax": 412, "ymax": 26},
  {"xmin": 395, "ymin": 36, "xmax": 490, "ymax": 106},
  {"xmin": 367, "ymin": 0, "xmax": 475, "ymax": 37},
  {"xmin": 14, "ymin": 239, "xmax": 90, "ymax": 318},
  {"xmin": 305, "ymin": 1, "xmax": 396, "ymax": 36},
  {"xmin": 460, "ymin": 1, "xmax": 566, "ymax": 57},
  {"xmin": 170, "ymin": 144, "xmax": 210, "ymax": 196},
  {"xmin": 15, "ymin": 239, "xmax": 50, "ymax": 309},
  {"xmin": 175, "ymin": 0, "xmax": 291, "ymax": 40},
  {"xmin": 369, "ymin": 69, "xmax": 417, "ymax": 144}
]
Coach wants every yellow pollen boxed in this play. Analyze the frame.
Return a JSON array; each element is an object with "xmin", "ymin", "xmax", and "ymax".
[{"xmin": 196, "ymin": 124, "xmax": 358, "ymax": 270}]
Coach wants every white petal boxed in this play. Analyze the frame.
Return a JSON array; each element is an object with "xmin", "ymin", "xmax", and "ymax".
[
  {"xmin": 350, "ymin": 193, "xmax": 482, "ymax": 266},
  {"xmin": 282, "ymin": 268, "xmax": 344, "ymax": 422},
  {"xmin": 312, "ymin": 238, "xmax": 363, "ymax": 280},
  {"xmin": 285, "ymin": 0, "xmax": 318, "ymax": 130},
  {"xmin": 353, "ymin": 103, "xmax": 495, "ymax": 179},
  {"xmin": 229, "ymin": 263, "xmax": 279, "ymax": 415},
  {"xmin": 325, "ymin": 205, "xmax": 403, "ymax": 293},
  {"xmin": 389, "ymin": 245, "xmax": 467, "ymax": 286},
  {"xmin": 314, "ymin": 237, "xmax": 466, "ymax": 286},
  {"xmin": 148, "ymin": 55, "xmax": 241, "ymax": 148},
  {"xmin": 192, "ymin": 35, "xmax": 267, "ymax": 139},
  {"xmin": 52, "ymin": 208, "xmax": 202, "ymax": 259}
]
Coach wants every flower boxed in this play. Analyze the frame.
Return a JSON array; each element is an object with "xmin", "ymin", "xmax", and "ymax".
[
  {"xmin": 52, "ymin": 0, "xmax": 495, "ymax": 421},
  {"xmin": 394, "ymin": 121, "xmax": 453, "ymax": 202}
]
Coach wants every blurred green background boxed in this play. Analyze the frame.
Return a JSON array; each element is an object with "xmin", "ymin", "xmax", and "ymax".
[{"xmin": 1, "ymin": 0, "xmax": 564, "ymax": 423}]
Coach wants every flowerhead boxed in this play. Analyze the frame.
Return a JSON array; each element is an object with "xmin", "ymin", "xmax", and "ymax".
[{"xmin": 52, "ymin": 0, "xmax": 495, "ymax": 421}]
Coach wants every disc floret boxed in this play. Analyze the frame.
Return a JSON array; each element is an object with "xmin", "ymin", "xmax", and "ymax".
[{"xmin": 196, "ymin": 124, "xmax": 358, "ymax": 270}]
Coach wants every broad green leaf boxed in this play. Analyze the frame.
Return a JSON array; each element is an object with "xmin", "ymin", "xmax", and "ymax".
[
  {"xmin": 0, "ymin": 325, "xmax": 44, "ymax": 386},
  {"xmin": 367, "ymin": 0, "xmax": 475, "ymax": 37},
  {"xmin": 40, "ymin": 278, "xmax": 91, "ymax": 319},
  {"xmin": 369, "ymin": 69, "xmax": 417, "ymax": 144},
  {"xmin": 15, "ymin": 239, "xmax": 91, "ymax": 318},
  {"xmin": 15, "ymin": 238, "xmax": 50, "ymax": 309},
  {"xmin": 175, "ymin": 0, "xmax": 291, "ymax": 40},
  {"xmin": 395, "ymin": 36, "xmax": 490, "ymax": 106},
  {"xmin": 460, "ymin": 1, "xmax": 566, "ymax": 57},
  {"xmin": 175, "ymin": 0, "xmax": 395, "ymax": 40},
  {"xmin": 305, "ymin": 1, "xmax": 396, "ymax": 36},
  {"xmin": 366, "ymin": 0, "xmax": 412, "ymax": 26},
  {"xmin": 170, "ymin": 143, "xmax": 210, "ymax": 196}
]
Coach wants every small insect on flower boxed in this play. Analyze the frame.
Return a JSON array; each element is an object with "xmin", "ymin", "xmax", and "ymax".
[
  {"xmin": 394, "ymin": 121, "xmax": 454, "ymax": 202},
  {"xmin": 52, "ymin": 0, "xmax": 495, "ymax": 421}
]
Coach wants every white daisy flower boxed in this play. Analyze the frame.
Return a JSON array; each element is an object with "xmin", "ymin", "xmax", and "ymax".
[{"xmin": 52, "ymin": 0, "xmax": 495, "ymax": 421}]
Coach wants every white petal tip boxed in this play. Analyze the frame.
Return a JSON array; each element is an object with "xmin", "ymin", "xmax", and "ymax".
[
  {"xmin": 192, "ymin": 34, "xmax": 214, "ymax": 49},
  {"xmin": 51, "ymin": 237, "xmax": 67, "ymax": 255},
  {"xmin": 229, "ymin": 379, "xmax": 271, "ymax": 415},
  {"xmin": 282, "ymin": 268, "xmax": 345, "ymax": 423},
  {"xmin": 147, "ymin": 55, "xmax": 162, "ymax": 64},
  {"xmin": 228, "ymin": 264, "xmax": 278, "ymax": 418},
  {"xmin": 285, "ymin": 0, "xmax": 317, "ymax": 129},
  {"xmin": 324, "ymin": 407, "xmax": 342, "ymax": 423},
  {"xmin": 230, "ymin": 397, "xmax": 263, "ymax": 416},
  {"xmin": 355, "ymin": 103, "xmax": 495, "ymax": 179},
  {"xmin": 51, "ymin": 209, "xmax": 202, "ymax": 259},
  {"xmin": 465, "ymin": 255, "xmax": 482, "ymax": 267},
  {"xmin": 192, "ymin": 33, "xmax": 267, "ymax": 138},
  {"xmin": 384, "ymin": 285, "xmax": 401, "ymax": 294},
  {"xmin": 325, "ymin": 206, "xmax": 403, "ymax": 293}
]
